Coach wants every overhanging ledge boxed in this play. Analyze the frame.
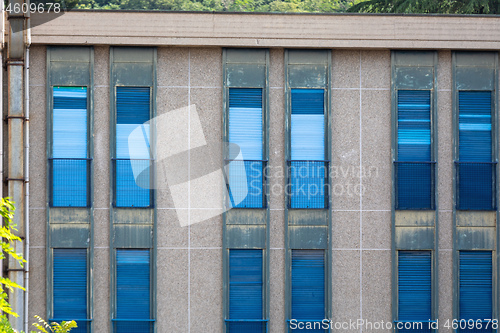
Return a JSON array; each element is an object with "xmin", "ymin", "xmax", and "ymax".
[{"xmin": 30, "ymin": 10, "xmax": 500, "ymax": 50}]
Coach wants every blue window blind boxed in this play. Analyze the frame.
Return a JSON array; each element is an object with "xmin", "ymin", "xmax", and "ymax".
[
  {"xmin": 396, "ymin": 90, "xmax": 433, "ymax": 210},
  {"xmin": 398, "ymin": 251, "xmax": 432, "ymax": 333},
  {"xmin": 291, "ymin": 250, "xmax": 325, "ymax": 333},
  {"xmin": 228, "ymin": 249, "xmax": 265, "ymax": 333},
  {"xmin": 115, "ymin": 249, "xmax": 152, "ymax": 333},
  {"xmin": 115, "ymin": 87, "xmax": 151, "ymax": 207},
  {"xmin": 51, "ymin": 87, "xmax": 88, "ymax": 207},
  {"xmin": 291, "ymin": 89, "xmax": 325, "ymax": 160},
  {"xmin": 459, "ymin": 92, "xmax": 492, "ymax": 162},
  {"xmin": 289, "ymin": 89, "xmax": 326, "ymax": 209},
  {"xmin": 53, "ymin": 249, "xmax": 88, "ymax": 333},
  {"xmin": 227, "ymin": 88, "xmax": 265, "ymax": 208},
  {"xmin": 397, "ymin": 91, "xmax": 431, "ymax": 161},
  {"xmin": 459, "ymin": 251, "xmax": 492, "ymax": 333},
  {"xmin": 457, "ymin": 91, "xmax": 495, "ymax": 210}
]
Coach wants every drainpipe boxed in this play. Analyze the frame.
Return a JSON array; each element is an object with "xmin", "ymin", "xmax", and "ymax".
[
  {"xmin": 23, "ymin": 9, "xmax": 30, "ymax": 333},
  {"xmin": 6, "ymin": 0, "xmax": 27, "ymax": 331},
  {"xmin": 0, "ymin": 6, "xmax": 3, "ymax": 325}
]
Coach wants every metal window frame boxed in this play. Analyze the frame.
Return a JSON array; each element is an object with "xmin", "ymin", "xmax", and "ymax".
[
  {"xmin": 222, "ymin": 48, "xmax": 271, "ymax": 333},
  {"xmin": 393, "ymin": 88, "xmax": 437, "ymax": 210},
  {"xmin": 48, "ymin": 247, "xmax": 92, "ymax": 332},
  {"xmin": 45, "ymin": 46, "xmax": 95, "ymax": 332},
  {"xmin": 112, "ymin": 248, "xmax": 155, "ymax": 333},
  {"xmin": 451, "ymin": 51, "xmax": 499, "ymax": 333},
  {"xmin": 289, "ymin": 248, "xmax": 329, "ymax": 332},
  {"xmin": 109, "ymin": 46, "xmax": 157, "ymax": 333},
  {"xmin": 111, "ymin": 85, "xmax": 155, "ymax": 208},
  {"xmin": 390, "ymin": 50, "xmax": 439, "ymax": 333},
  {"xmin": 48, "ymin": 86, "xmax": 92, "ymax": 207},
  {"xmin": 454, "ymin": 89, "xmax": 497, "ymax": 211},
  {"xmin": 225, "ymin": 248, "xmax": 268, "ymax": 332},
  {"xmin": 286, "ymin": 87, "xmax": 330, "ymax": 211},
  {"xmin": 395, "ymin": 250, "xmax": 434, "ymax": 333},
  {"xmin": 284, "ymin": 49, "xmax": 332, "ymax": 333},
  {"xmin": 456, "ymin": 250, "xmax": 496, "ymax": 329}
]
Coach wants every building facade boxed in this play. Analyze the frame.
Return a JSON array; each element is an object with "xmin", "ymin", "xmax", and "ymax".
[{"xmin": 2, "ymin": 9, "xmax": 500, "ymax": 333}]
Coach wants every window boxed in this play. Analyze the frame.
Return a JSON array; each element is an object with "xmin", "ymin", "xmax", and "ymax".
[
  {"xmin": 50, "ymin": 87, "xmax": 90, "ymax": 207},
  {"xmin": 226, "ymin": 249, "xmax": 265, "ymax": 333},
  {"xmin": 397, "ymin": 251, "xmax": 432, "ymax": 332},
  {"xmin": 114, "ymin": 249, "xmax": 153, "ymax": 333},
  {"xmin": 456, "ymin": 91, "xmax": 495, "ymax": 210},
  {"xmin": 288, "ymin": 89, "xmax": 328, "ymax": 209},
  {"xmin": 459, "ymin": 251, "xmax": 493, "ymax": 333},
  {"xmin": 52, "ymin": 249, "xmax": 89, "ymax": 333},
  {"xmin": 227, "ymin": 88, "xmax": 266, "ymax": 208},
  {"xmin": 290, "ymin": 250, "xmax": 326, "ymax": 332},
  {"xmin": 114, "ymin": 87, "xmax": 152, "ymax": 207},
  {"xmin": 395, "ymin": 90, "xmax": 434, "ymax": 210}
]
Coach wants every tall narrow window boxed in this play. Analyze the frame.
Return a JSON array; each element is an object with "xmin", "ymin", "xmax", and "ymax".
[
  {"xmin": 50, "ymin": 87, "xmax": 89, "ymax": 207},
  {"xmin": 114, "ymin": 87, "xmax": 152, "ymax": 207},
  {"xmin": 395, "ymin": 90, "xmax": 434, "ymax": 209},
  {"xmin": 397, "ymin": 251, "xmax": 432, "ymax": 332},
  {"xmin": 289, "ymin": 89, "xmax": 327, "ymax": 209},
  {"xmin": 291, "ymin": 250, "xmax": 325, "ymax": 332},
  {"xmin": 52, "ymin": 249, "xmax": 89, "ymax": 333},
  {"xmin": 227, "ymin": 249, "xmax": 265, "ymax": 333},
  {"xmin": 115, "ymin": 249, "xmax": 152, "ymax": 333},
  {"xmin": 457, "ymin": 91, "xmax": 495, "ymax": 210},
  {"xmin": 227, "ymin": 88, "xmax": 266, "ymax": 208},
  {"xmin": 459, "ymin": 251, "xmax": 493, "ymax": 333}
]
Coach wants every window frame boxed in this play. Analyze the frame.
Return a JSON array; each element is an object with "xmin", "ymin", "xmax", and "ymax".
[
  {"xmin": 48, "ymin": 85, "xmax": 92, "ymax": 208},
  {"xmin": 225, "ymin": 87, "xmax": 268, "ymax": 209},
  {"xmin": 394, "ymin": 88, "xmax": 436, "ymax": 210},
  {"xmin": 112, "ymin": 248, "xmax": 155, "ymax": 333},
  {"xmin": 49, "ymin": 248, "xmax": 92, "ymax": 332},
  {"xmin": 455, "ymin": 89, "xmax": 497, "ymax": 211},
  {"xmin": 395, "ymin": 250, "xmax": 434, "ymax": 332},
  {"xmin": 111, "ymin": 85, "xmax": 155, "ymax": 208}
]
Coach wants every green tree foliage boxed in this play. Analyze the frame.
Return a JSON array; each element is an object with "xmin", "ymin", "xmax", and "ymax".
[
  {"xmin": 75, "ymin": 0, "xmax": 361, "ymax": 13},
  {"xmin": 31, "ymin": 316, "xmax": 77, "ymax": 333},
  {"xmin": 0, "ymin": 198, "xmax": 25, "ymax": 318},
  {"xmin": 0, "ymin": 315, "xmax": 18, "ymax": 333},
  {"xmin": 74, "ymin": 0, "xmax": 500, "ymax": 13},
  {"xmin": 347, "ymin": 0, "xmax": 500, "ymax": 14}
]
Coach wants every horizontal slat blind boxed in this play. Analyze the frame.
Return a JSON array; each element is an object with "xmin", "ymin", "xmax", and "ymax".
[
  {"xmin": 457, "ymin": 91, "xmax": 494, "ymax": 210},
  {"xmin": 116, "ymin": 87, "xmax": 151, "ymax": 159},
  {"xmin": 396, "ymin": 90, "xmax": 433, "ymax": 210},
  {"xmin": 53, "ymin": 249, "xmax": 88, "ymax": 325},
  {"xmin": 115, "ymin": 87, "xmax": 151, "ymax": 207},
  {"xmin": 398, "ymin": 251, "xmax": 432, "ymax": 320},
  {"xmin": 459, "ymin": 91, "xmax": 492, "ymax": 162},
  {"xmin": 459, "ymin": 251, "xmax": 492, "ymax": 333},
  {"xmin": 291, "ymin": 89, "xmax": 325, "ymax": 160},
  {"xmin": 228, "ymin": 88, "xmax": 263, "ymax": 160},
  {"xmin": 397, "ymin": 90, "xmax": 431, "ymax": 162},
  {"xmin": 227, "ymin": 88, "xmax": 265, "ymax": 208},
  {"xmin": 53, "ymin": 87, "xmax": 88, "ymax": 158},
  {"xmin": 229, "ymin": 249, "xmax": 263, "ymax": 319},
  {"xmin": 116, "ymin": 249, "xmax": 151, "ymax": 319},
  {"xmin": 228, "ymin": 249, "xmax": 264, "ymax": 333},
  {"xmin": 52, "ymin": 87, "xmax": 89, "ymax": 207},
  {"xmin": 291, "ymin": 250, "xmax": 325, "ymax": 324}
]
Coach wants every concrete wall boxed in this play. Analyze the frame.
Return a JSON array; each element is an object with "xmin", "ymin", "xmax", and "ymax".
[{"xmin": 27, "ymin": 43, "xmax": 463, "ymax": 332}]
